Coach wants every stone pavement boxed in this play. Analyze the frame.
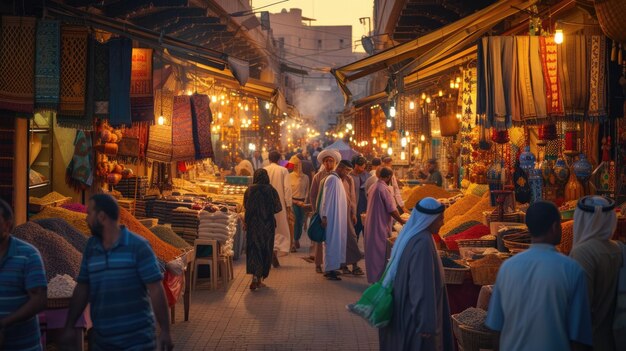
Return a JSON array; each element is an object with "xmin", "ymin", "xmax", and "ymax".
[{"xmin": 170, "ymin": 241, "xmax": 379, "ymax": 351}]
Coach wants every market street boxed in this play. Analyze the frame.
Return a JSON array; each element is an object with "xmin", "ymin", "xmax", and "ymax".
[{"xmin": 171, "ymin": 239, "xmax": 378, "ymax": 351}]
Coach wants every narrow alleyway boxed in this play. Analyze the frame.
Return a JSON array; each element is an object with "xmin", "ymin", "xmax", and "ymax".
[{"xmin": 171, "ymin": 238, "xmax": 379, "ymax": 350}]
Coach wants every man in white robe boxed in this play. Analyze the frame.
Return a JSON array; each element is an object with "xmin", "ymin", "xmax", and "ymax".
[
  {"xmin": 319, "ymin": 166, "xmax": 347, "ymax": 281},
  {"xmin": 264, "ymin": 151, "xmax": 292, "ymax": 265}
]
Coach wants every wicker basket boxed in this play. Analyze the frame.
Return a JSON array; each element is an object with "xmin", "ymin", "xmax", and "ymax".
[
  {"xmin": 457, "ymin": 239, "xmax": 496, "ymax": 249},
  {"xmin": 502, "ymin": 232, "xmax": 531, "ymax": 253},
  {"xmin": 470, "ymin": 264, "xmax": 501, "ymax": 286},
  {"xmin": 483, "ymin": 210, "xmax": 525, "ymax": 226},
  {"xmin": 47, "ymin": 297, "xmax": 71, "ymax": 309},
  {"xmin": 444, "ymin": 266, "xmax": 470, "ymax": 285},
  {"xmin": 457, "ymin": 324, "xmax": 498, "ymax": 351},
  {"xmin": 28, "ymin": 196, "xmax": 71, "ymax": 213}
]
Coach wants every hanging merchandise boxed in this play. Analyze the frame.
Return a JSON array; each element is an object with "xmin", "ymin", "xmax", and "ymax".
[
  {"xmin": 57, "ymin": 25, "xmax": 90, "ymax": 128},
  {"xmin": 553, "ymin": 158, "xmax": 570, "ymax": 184},
  {"xmin": 539, "ymin": 37, "xmax": 563, "ymax": 117},
  {"xmin": 107, "ymin": 37, "xmax": 132, "ymax": 127},
  {"xmin": 487, "ymin": 160, "xmax": 504, "ymax": 206},
  {"xmin": 34, "ymin": 19, "xmax": 61, "ymax": 112},
  {"xmin": 564, "ymin": 167, "xmax": 584, "ymax": 201},
  {"xmin": 0, "ymin": 16, "xmax": 36, "ymax": 114},
  {"xmin": 557, "ymin": 36, "xmax": 590, "ymax": 119},
  {"xmin": 518, "ymin": 146, "xmax": 536, "ymax": 175},
  {"xmin": 587, "ymin": 36, "xmax": 607, "ymax": 119},
  {"xmin": 190, "ymin": 94, "xmax": 214, "ymax": 160},
  {"xmin": 540, "ymin": 159, "xmax": 555, "ymax": 186},
  {"xmin": 564, "ymin": 123, "xmax": 578, "ymax": 154},
  {"xmin": 145, "ymin": 89, "xmax": 174, "ymax": 162},
  {"xmin": 439, "ymin": 97, "xmax": 460, "ymax": 136},
  {"xmin": 513, "ymin": 160, "xmax": 531, "ymax": 204},
  {"xmin": 491, "ymin": 129, "xmax": 510, "ymax": 144},
  {"xmin": 171, "ymin": 95, "xmax": 196, "ymax": 161},
  {"xmin": 130, "ymin": 48, "xmax": 154, "ymax": 123},
  {"xmin": 573, "ymin": 153, "xmax": 593, "ymax": 181},
  {"xmin": 529, "ymin": 168, "xmax": 543, "ymax": 204},
  {"xmin": 66, "ymin": 130, "xmax": 94, "ymax": 191},
  {"xmin": 92, "ymin": 39, "xmax": 109, "ymax": 118},
  {"xmin": 599, "ymin": 136, "xmax": 612, "ymax": 191}
]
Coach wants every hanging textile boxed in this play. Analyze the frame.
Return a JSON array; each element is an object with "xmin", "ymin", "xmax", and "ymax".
[
  {"xmin": 528, "ymin": 36, "xmax": 548, "ymax": 121},
  {"xmin": 190, "ymin": 94, "xmax": 214, "ymax": 160},
  {"xmin": 558, "ymin": 35, "xmax": 588, "ymax": 119},
  {"xmin": 476, "ymin": 39, "xmax": 486, "ymax": 117},
  {"xmin": 516, "ymin": 37, "xmax": 537, "ymax": 121},
  {"xmin": 486, "ymin": 37, "xmax": 508, "ymax": 129},
  {"xmin": 118, "ymin": 123, "xmax": 149, "ymax": 163},
  {"xmin": 503, "ymin": 36, "xmax": 521, "ymax": 125},
  {"xmin": 34, "ymin": 19, "xmax": 60, "ymax": 112},
  {"xmin": 146, "ymin": 89, "xmax": 173, "ymax": 162},
  {"xmin": 588, "ymin": 36, "xmax": 607, "ymax": 119},
  {"xmin": 93, "ymin": 40, "xmax": 109, "ymax": 118},
  {"xmin": 57, "ymin": 25, "xmax": 89, "ymax": 128},
  {"xmin": 607, "ymin": 43, "xmax": 625, "ymax": 119},
  {"xmin": 539, "ymin": 36, "xmax": 563, "ymax": 117},
  {"xmin": 0, "ymin": 16, "xmax": 36, "ymax": 114},
  {"xmin": 66, "ymin": 130, "xmax": 93, "ymax": 191},
  {"xmin": 108, "ymin": 37, "xmax": 132, "ymax": 127},
  {"xmin": 172, "ymin": 95, "xmax": 195, "ymax": 161},
  {"xmin": 130, "ymin": 48, "xmax": 154, "ymax": 123}
]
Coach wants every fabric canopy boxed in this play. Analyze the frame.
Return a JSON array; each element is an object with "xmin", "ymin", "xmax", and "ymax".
[
  {"xmin": 331, "ymin": 0, "xmax": 539, "ymax": 104},
  {"xmin": 324, "ymin": 140, "xmax": 359, "ymax": 161}
]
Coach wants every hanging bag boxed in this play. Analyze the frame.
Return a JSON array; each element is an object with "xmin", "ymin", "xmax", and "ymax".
[
  {"xmin": 347, "ymin": 262, "xmax": 394, "ymax": 328},
  {"xmin": 307, "ymin": 176, "xmax": 329, "ymax": 243}
]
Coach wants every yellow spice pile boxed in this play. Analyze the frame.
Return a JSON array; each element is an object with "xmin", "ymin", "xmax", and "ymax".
[
  {"xmin": 444, "ymin": 194, "xmax": 481, "ymax": 222},
  {"xmin": 440, "ymin": 196, "xmax": 494, "ymax": 236},
  {"xmin": 405, "ymin": 184, "xmax": 451, "ymax": 210},
  {"xmin": 31, "ymin": 206, "xmax": 91, "ymax": 236}
]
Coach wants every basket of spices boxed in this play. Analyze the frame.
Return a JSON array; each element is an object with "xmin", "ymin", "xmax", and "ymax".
[
  {"xmin": 469, "ymin": 254, "xmax": 504, "ymax": 286},
  {"xmin": 440, "ymin": 252, "xmax": 470, "ymax": 285},
  {"xmin": 502, "ymin": 231, "xmax": 532, "ymax": 253},
  {"xmin": 29, "ymin": 191, "xmax": 72, "ymax": 213},
  {"xmin": 451, "ymin": 308, "xmax": 498, "ymax": 351}
]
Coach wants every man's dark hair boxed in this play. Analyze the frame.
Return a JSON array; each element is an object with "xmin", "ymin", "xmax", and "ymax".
[
  {"xmin": 338, "ymin": 160, "xmax": 353, "ymax": 169},
  {"xmin": 382, "ymin": 156, "xmax": 393, "ymax": 164},
  {"xmin": 525, "ymin": 201, "xmax": 560, "ymax": 237},
  {"xmin": 90, "ymin": 194, "xmax": 120, "ymax": 221},
  {"xmin": 268, "ymin": 150, "xmax": 281, "ymax": 163},
  {"xmin": 0, "ymin": 198, "xmax": 13, "ymax": 222},
  {"xmin": 371, "ymin": 158, "xmax": 382, "ymax": 166},
  {"xmin": 352, "ymin": 156, "xmax": 366, "ymax": 166},
  {"xmin": 379, "ymin": 167, "xmax": 393, "ymax": 179}
]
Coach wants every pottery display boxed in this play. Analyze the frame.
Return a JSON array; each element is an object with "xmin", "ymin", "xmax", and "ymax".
[
  {"xmin": 519, "ymin": 146, "xmax": 536, "ymax": 174},
  {"xmin": 573, "ymin": 153, "xmax": 593, "ymax": 180}
]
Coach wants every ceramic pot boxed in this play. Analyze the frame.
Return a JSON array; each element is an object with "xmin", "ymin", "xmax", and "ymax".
[
  {"xmin": 519, "ymin": 146, "xmax": 536, "ymax": 174},
  {"xmin": 573, "ymin": 153, "xmax": 593, "ymax": 180},
  {"xmin": 553, "ymin": 158, "xmax": 569, "ymax": 184}
]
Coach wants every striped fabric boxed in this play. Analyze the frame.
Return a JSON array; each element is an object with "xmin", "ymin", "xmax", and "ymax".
[
  {"xmin": 77, "ymin": 227, "xmax": 163, "ymax": 350},
  {"xmin": 0, "ymin": 237, "xmax": 47, "ymax": 351}
]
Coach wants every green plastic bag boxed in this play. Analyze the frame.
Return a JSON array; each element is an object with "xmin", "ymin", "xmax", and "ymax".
[{"xmin": 347, "ymin": 265, "xmax": 393, "ymax": 328}]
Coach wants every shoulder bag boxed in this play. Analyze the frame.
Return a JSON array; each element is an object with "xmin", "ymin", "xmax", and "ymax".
[
  {"xmin": 307, "ymin": 176, "xmax": 328, "ymax": 243},
  {"xmin": 347, "ymin": 263, "xmax": 393, "ymax": 328}
]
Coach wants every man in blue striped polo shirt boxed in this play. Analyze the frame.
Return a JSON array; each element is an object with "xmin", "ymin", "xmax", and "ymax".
[
  {"xmin": 60, "ymin": 194, "xmax": 173, "ymax": 350},
  {"xmin": 0, "ymin": 199, "xmax": 48, "ymax": 351}
]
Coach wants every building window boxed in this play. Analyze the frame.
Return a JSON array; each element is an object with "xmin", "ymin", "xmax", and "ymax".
[
  {"xmin": 317, "ymin": 39, "xmax": 322, "ymax": 50},
  {"xmin": 339, "ymin": 39, "xmax": 344, "ymax": 47}
]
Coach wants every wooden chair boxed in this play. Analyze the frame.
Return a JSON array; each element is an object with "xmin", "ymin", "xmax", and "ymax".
[{"xmin": 192, "ymin": 239, "xmax": 219, "ymax": 290}]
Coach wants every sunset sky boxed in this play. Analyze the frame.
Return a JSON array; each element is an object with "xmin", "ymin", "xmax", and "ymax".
[{"xmin": 251, "ymin": 0, "xmax": 373, "ymax": 52}]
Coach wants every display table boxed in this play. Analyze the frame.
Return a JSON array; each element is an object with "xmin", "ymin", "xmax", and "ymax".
[{"xmin": 40, "ymin": 307, "xmax": 90, "ymax": 350}]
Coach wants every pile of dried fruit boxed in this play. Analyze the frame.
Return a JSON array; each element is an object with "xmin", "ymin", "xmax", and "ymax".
[
  {"xmin": 48, "ymin": 274, "xmax": 77, "ymax": 298},
  {"xmin": 119, "ymin": 207, "xmax": 182, "ymax": 262}
]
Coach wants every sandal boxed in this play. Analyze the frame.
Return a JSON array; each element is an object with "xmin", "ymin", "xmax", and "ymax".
[
  {"xmin": 257, "ymin": 282, "xmax": 267, "ymax": 288},
  {"xmin": 324, "ymin": 272, "xmax": 342, "ymax": 281},
  {"xmin": 249, "ymin": 282, "xmax": 258, "ymax": 291},
  {"xmin": 351, "ymin": 267, "xmax": 364, "ymax": 276},
  {"xmin": 315, "ymin": 266, "xmax": 323, "ymax": 274},
  {"xmin": 341, "ymin": 267, "xmax": 352, "ymax": 275}
]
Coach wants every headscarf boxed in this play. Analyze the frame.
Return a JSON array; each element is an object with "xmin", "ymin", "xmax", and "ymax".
[
  {"xmin": 573, "ymin": 195, "xmax": 617, "ymax": 246},
  {"xmin": 382, "ymin": 197, "xmax": 444, "ymax": 287},
  {"xmin": 316, "ymin": 149, "xmax": 341, "ymax": 165},
  {"xmin": 252, "ymin": 168, "xmax": 270, "ymax": 185},
  {"xmin": 289, "ymin": 155, "xmax": 301, "ymax": 173}
]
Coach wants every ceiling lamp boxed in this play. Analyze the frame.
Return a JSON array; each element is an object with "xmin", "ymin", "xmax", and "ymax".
[
  {"xmin": 389, "ymin": 105, "xmax": 396, "ymax": 117},
  {"xmin": 386, "ymin": 119, "xmax": 392, "ymax": 128},
  {"xmin": 426, "ymin": 97, "xmax": 431, "ymax": 104},
  {"xmin": 554, "ymin": 28, "xmax": 564, "ymax": 44},
  {"xmin": 449, "ymin": 79, "xmax": 455, "ymax": 89},
  {"xmin": 438, "ymin": 89, "xmax": 443, "ymax": 97},
  {"xmin": 157, "ymin": 115, "xmax": 165, "ymax": 125},
  {"xmin": 387, "ymin": 147, "xmax": 393, "ymax": 156},
  {"xmin": 409, "ymin": 101, "xmax": 415, "ymax": 110},
  {"xmin": 421, "ymin": 92, "xmax": 426, "ymax": 100}
]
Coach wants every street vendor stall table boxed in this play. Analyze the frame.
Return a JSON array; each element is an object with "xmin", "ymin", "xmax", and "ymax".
[
  {"xmin": 167, "ymin": 248, "xmax": 195, "ymax": 324},
  {"xmin": 40, "ymin": 303, "xmax": 91, "ymax": 350}
]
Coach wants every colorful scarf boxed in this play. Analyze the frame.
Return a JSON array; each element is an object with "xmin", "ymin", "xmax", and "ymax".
[
  {"xmin": 558, "ymin": 35, "xmax": 588, "ymax": 119},
  {"xmin": 190, "ymin": 94, "xmax": 214, "ymax": 160},
  {"xmin": 130, "ymin": 48, "xmax": 154, "ymax": 123},
  {"xmin": 539, "ymin": 36, "xmax": 563, "ymax": 117},
  {"xmin": 0, "ymin": 16, "xmax": 36, "ymax": 114},
  {"xmin": 516, "ymin": 36, "xmax": 537, "ymax": 121},
  {"xmin": 146, "ymin": 89, "xmax": 173, "ymax": 162},
  {"xmin": 57, "ymin": 25, "xmax": 89, "ymax": 128},
  {"xmin": 529, "ymin": 36, "xmax": 548, "ymax": 121},
  {"xmin": 66, "ymin": 130, "xmax": 93, "ymax": 191},
  {"xmin": 108, "ymin": 37, "xmax": 132, "ymax": 127},
  {"xmin": 93, "ymin": 40, "xmax": 109, "ymax": 118},
  {"xmin": 486, "ymin": 37, "xmax": 507, "ymax": 129},
  {"xmin": 172, "ymin": 95, "xmax": 195, "ymax": 161},
  {"xmin": 34, "ymin": 19, "xmax": 60, "ymax": 112},
  {"xmin": 588, "ymin": 36, "xmax": 606, "ymax": 119}
]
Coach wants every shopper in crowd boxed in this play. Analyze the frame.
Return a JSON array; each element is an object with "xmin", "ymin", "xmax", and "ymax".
[
  {"xmin": 382, "ymin": 157, "xmax": 408, "ymax": 213},
  {"xmin": 307, "ymin": 149, "xmax": 341, "ymax": 272},
  {"xmin": 264, "ymin": 151, "xmax": 292, "ymax": 267},
  {"xmin": 289, "ymin": 155, "xmax": 309, "ymax": 252},
  {"xmin": 570, "ymin": 196, "xmax": 622, "ymax": 351},
  {"xmin": 422, "ymin": 158, "xmax": 443, "ymax": 187},
  {"xmin": 369, "ymin": 157, "xmax": 382, "ymax": 176},
  {"xmin": 364, "ymin": 167, "xmax": 406, "ymax": 284},
  {"xmin": 350, "ymin": 155, "xmax": 371, "ymax": 241},
  {"xmin": 318, "ymin": 160, "xmax": 348, "ymax": 281},
  {"xmin": 364, "ymin": 165, "xmax": 380, "ymax": 196},
  {"xmin": 244, "ymin": 169, "xmax": 283, "ymax": 291},
  {"xmin": 298, "ymin": 150, "xmax": 316, "ymax": 182},
  {"xmin": 61, "ymin": 194, "xmax": 173, "ymax": 351},
  {"xmin": 0, "ymin": 199, "xmax": 47, "ymax": 351},
  {"xmin": 486, "ymin": 201, "xmax": 592, "ymax": 351},
  {"xmin": 250, "ymin": 150, "xmax": 264, "ymax": 171},
  {"xmin": 234, "ymin": 153, "xmax": 254, "ymax": 176},
  {"xmin": 312, "ymin": 146, "xmax": 323, "ymax": 170},
  {"xmin": 336, "ymin": 160, "xmax": 364, "ymax": 276},
  {"xmin": 219, "ymin": 154, "xmax": 234, "ymax": 176},
  {"xmin": 379, "ymin": 197, "xmax": 453, "ymax": 351}
]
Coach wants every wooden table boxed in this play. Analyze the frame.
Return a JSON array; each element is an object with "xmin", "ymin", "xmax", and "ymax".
[{"xmin": 169, "ymin": 249, "xmax": 194, "ymax": 324}]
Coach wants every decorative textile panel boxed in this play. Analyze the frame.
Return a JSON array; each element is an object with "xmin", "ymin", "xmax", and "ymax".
[
  {"xmin": 57, "ymin": 25, "xmax": 89, "ymax": 128},
  {"xmin": 172, "ymin": 95, "xmax": 195, "ymax": 161},
  {"xmin": 539, "ymin": 36, "xmax": 563, "ymax": 117},
  {"xmin": 0, "ymin": 16, "xmax": 36, "ymax": 114},
  {"xmin": 93, "ymin": 40, "xmax": 109, "ymax": 117},
  {"xmin": 130, "ymin": 48, "xmax": 154, "ymax": 123},
  {"xmin": 146, "ymin": 89, "xmax": 174, "ymax": 162},
  {"xmin": 587, "ymin": 36, "xmax": 606, "ymax": 119},
  {"xmin": 190, "ymin": 94, "xmax": 214, "ymax": 160},
  {"xmin": 34, "ymin": 19, "xmax": 60, "ymax": 112},
  {"xmin": 108, "ymin": 37, "xmax": 132, "ymax": 127}
]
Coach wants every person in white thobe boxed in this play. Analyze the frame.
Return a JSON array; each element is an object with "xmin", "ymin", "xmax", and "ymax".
[
  {"xmin": 319, "ymin": 168, "xmax": 347, "ymax": 281},
  {"xmin": 264, "ymin": 151, "xmax": 292, "ymax": 260}
]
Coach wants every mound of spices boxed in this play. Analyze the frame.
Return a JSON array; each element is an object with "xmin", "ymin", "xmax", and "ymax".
[
  {"xmin": 30, "ymin": 206, "xmax": 91, "ymax": 236},
  {"xmin": 455, "ymin": 307, "xmax": 490, "ymax": 331},
  {"xmin": 33, "ymin": 218, "xmax": 88, "ymax": 252},
  {"xmin": 150, "ymin": 225, "xmax": 192, "ymax": 249},
  {"xmin": 405, "ymin": 184, "xmax": 451, "ymax": 210},
  {"xmin": 119, "ymin": 207, "xmax": 182, "ymax": 262},
  {"xmin": 60, "ymin": 202, "xmax": 88, "ymax": 213},
  {"xmin": 444, "ymin": 224, "xmax": 491, "ymax": 251},
  {"xmin": 443, "ymin": 220, "xmax": 483, "ymax": 238},
  {"xmin": 444, "ymin": 194, "xmax": 481, "ymax": 221},
  {"xmin": 12, "ymin": 222, "xmax": 81, "ymax": 280}
]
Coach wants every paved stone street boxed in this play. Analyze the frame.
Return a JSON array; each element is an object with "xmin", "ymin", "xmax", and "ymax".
[{"xmin": 171, "ymin": 239, "xmax": 379, "ymax": 350}]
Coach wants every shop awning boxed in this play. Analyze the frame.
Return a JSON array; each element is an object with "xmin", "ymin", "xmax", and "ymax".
[{"xmin": 331, "ymin": 0, "xmax": 539, "ymax": 104}]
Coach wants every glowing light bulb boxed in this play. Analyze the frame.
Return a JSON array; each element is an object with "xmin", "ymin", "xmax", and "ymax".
[
  {"xmin": 438, "ymin": 90, "xmax": 443, "ymax": 97},
  {"xmin": 455, "ymin": 76, "xmax": 461, "ymax": 84},
  {"xmin": 421, "ymin": 92, "xmax": 426, "ymax": 100},
  {"xmin": 244, "ymin": 104, "xmax": 249, "ymax": 111},
  {"xmin": 456, "ymin": 113, "xmax": 462, "ymax": 120},
  {"xmin": 229, "ymin": 117, "xmax": 234, "ymax": 125},
  {"xmin": 554, "ymin": 29, "xmax": 564, "ymax": 44},
  {"xmin": 450, "ymin": 80, "xmax": 455, "ymax": 89},
  {"xmin": 401, "ymin": 137, "xmax": 407, "ymax": 147},
  {"xmin": 157, "ymin": 115, "xmax": 165, "ymax": 125},
  {"xmin": 346, "ymin": 123, "xmax": 353, "ymax": 130},
  {"xmin": 420, "ymin": 134, "xmax": 425, "ymax": 142},
  {"xmin": 400, "ymin": 151, "xmax": 406, "ymax": 160},
  {"xmin": 414, "ymin": 146, "xmax": 419, "ymax": 155},
  {"xmin": 372, "ymin": 138, "xmax": 377, "ymax": 145},
  {"xmin": 409, "ymin": 101, "xmax": 415, "ymax": 110},
  {"xmin": 389, "ymin": 106, "xmax": 396, "ymax": 117},
  {"xmin": 386, "ymin": 119, "xmax": 392, "ymax": 128},
  {"xmin": 217, "ymin": 112, "xmax": 223, "ymax": 119},
  {"xmin": 187, "ymin": 90, "xmax": 193, "ymax": 96},
  {"xmin": 387, "ymin": 147, "xmax": 393, "ymax": 156},
  {"xmin": 426, "ymin": 97, "xmax": 431, "ymax": 103},
  {"xmin": 265, "ymin": 102, "xmax": 270, "ymax": 110},
  {"xmin": 211, "ymin": 95, "xmax": 217, "ymax": 103}
]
